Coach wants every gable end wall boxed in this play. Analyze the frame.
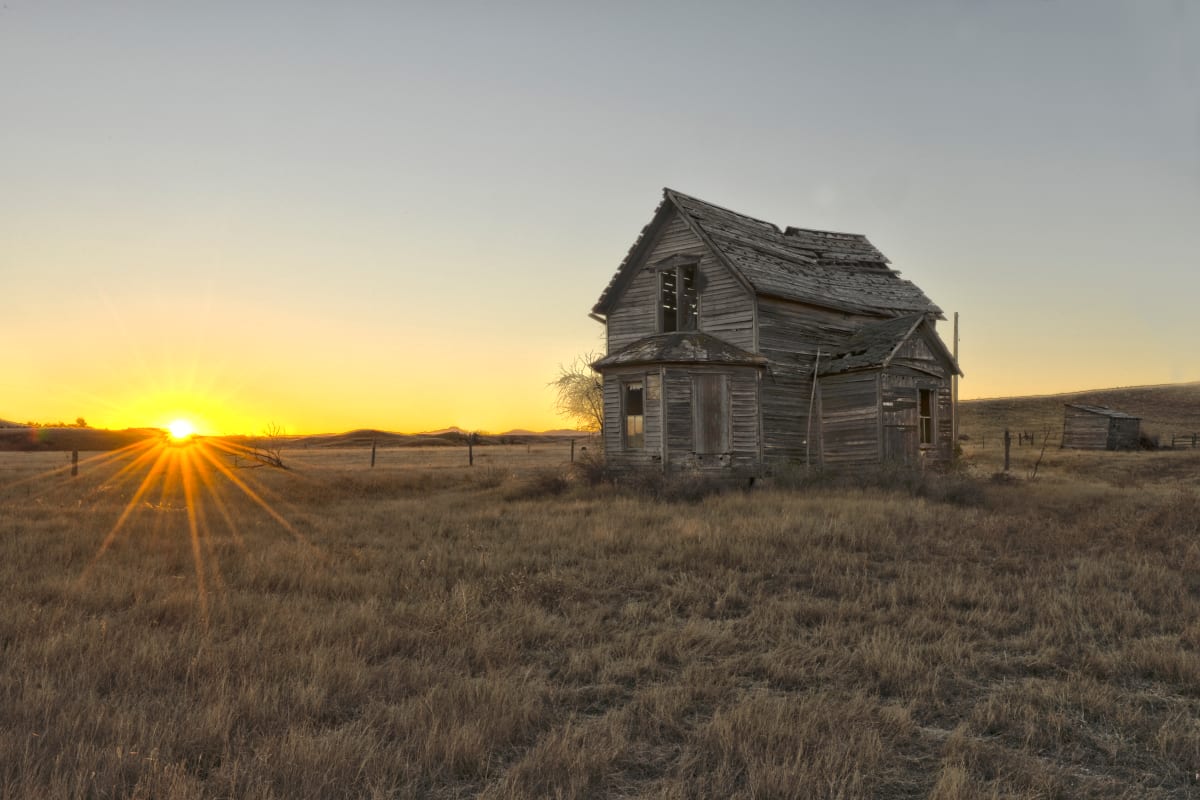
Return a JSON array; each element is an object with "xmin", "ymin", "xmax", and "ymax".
[{"xmin": 605, "ymin": 211, "xmax": 754, "ymax": 354}]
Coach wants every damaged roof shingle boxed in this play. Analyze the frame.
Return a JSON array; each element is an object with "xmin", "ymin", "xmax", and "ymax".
[
  {"xmin": 820, "ymin": 313, "xmax": 961, "ymax": 376},
  {"xmin": 594, "ymin": 189, "xmax": 942, "ymax": 318}
]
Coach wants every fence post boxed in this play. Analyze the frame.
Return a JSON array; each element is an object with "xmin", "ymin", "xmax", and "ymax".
[
  {"xmin": 570, "ymin": 438, "xmax": 575, "ymax": 463},
  {"xmin": 1003, "ymin": 429, "xmax": 1011, "ymax": 472},
  {"xmin": 370, "ymin": 439, "xmax": 376, "ymax": 468},
  {"xmin": 71, "ymin": 450, "xmax": 78, "ymax": 477},
  {"xmin": 468, "ymin": 433, "xmax": 474, "ymax": 467}
]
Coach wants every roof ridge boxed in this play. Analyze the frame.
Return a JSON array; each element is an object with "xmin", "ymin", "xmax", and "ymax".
[
  {"xmin": 784, "ymin": 225, "xmax": 869, "ymax": 241},
  {"xmin": 664, "ymin": 188, "xmax": 783, "ymax": 232}
]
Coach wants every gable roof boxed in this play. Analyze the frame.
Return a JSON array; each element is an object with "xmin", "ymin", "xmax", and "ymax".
[
  {"xmin": 1064, "ymin": 404, "xmax": 1141, "ymax": 420},
  {"xmin": 592, "ymin": 331, "xmax": 767, "ymax": 370},
  {"xmin": 820, "ymin": 314, "xmax": 961, "ymax": 377},
  {"xmin": 593, "ymin": 189, "xmax": 942, "ymax": 318}
]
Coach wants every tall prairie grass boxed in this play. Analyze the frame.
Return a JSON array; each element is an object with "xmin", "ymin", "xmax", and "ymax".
[{"xmin": 2, "ymin": 445, "xmax": 1199, "ymax": 798}]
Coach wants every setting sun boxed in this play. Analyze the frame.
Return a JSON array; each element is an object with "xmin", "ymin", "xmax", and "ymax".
[{"xmin": 167, "ymin": 419, "xmax": 195, "ymax": 441}]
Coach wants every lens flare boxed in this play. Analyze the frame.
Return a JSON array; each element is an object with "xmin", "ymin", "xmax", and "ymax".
[{"xmin": 168, "ymin": 419, "xmax": 195, "ymax": 441}]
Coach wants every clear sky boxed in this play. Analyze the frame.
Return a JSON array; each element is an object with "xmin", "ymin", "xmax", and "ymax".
[{"xmin": 2, "ymin": 1, "xmax": 1197, "ymax": 434}]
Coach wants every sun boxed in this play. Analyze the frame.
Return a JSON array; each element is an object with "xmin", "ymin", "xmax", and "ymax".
[{"xmin": 167, "ymin": 419, "xmax": 195, "ymax": 441}]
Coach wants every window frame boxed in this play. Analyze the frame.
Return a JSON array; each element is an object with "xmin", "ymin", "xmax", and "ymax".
[
  {"xmin": 918, "ymin": 387, "xmax": 935, "ymax": 447},
  {"xmin": 622, "ymin": 378, "xmax": 645, "ymax": 450},
  {"xmin": 659, "ymin": 262, "xmax": 699, "ymax": 333}
]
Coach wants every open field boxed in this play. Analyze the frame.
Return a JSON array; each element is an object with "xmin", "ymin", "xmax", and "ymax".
[
  {"xmin": 959, "ymin": 382, "xmax": 1200, "ymax": 451},
  {"xmin": 3, "ymin": 432, "xmax": 1200, "ymax": 797}
]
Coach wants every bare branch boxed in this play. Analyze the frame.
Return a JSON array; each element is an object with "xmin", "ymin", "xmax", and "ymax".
[
  {"xmin": 243, "ymin": 422, "xmax": 288, "ymax": 469},
  {"xmin": 550, "ymin": 351, "xmax": 604, "ymax": 434}
]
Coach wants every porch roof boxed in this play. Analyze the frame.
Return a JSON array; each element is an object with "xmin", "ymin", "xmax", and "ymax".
[{"xmin": 592, "ymin": 331, "xmax": 767, "ymax": 370}]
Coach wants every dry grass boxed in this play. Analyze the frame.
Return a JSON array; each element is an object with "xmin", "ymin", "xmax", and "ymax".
[
  {"xmin": 959, "ymin": 381, "xmax": 1200, "ymax": 451},
  {"xmin": 3, "ymin": 440, "xmax": 1200, "ymax": 798}
]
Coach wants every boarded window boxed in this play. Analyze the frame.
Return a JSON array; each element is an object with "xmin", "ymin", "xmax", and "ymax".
[
  {"xmin": 661, "ymin": 265, "xmax": 698, "ymax": 332},
  {"xmin": 624, "ymin": 381, "xmax": 644, "ymax": 449},
  {"xmin": 693, "ymin": 374, "xmax": 729, "ymax": 454},
  {"xmin": 918, "ymin": 388, "xmax": 934, "ymax": 445}
]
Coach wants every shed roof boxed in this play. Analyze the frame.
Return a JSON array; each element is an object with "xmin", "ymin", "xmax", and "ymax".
[
  {"xmin": 593, "ymin": 189, "xmax": 942, "ymax": 318},
  {"xmin": 820, "ymin": 314, "xmax": 961, "ymax": 377},
  {"xmin": 1064, "ymin": 404, "xmax": 1141, "ymax": 420},
  {"xmin": 592, "ymin": 331, "xmax": 767, "ymax": 370}
]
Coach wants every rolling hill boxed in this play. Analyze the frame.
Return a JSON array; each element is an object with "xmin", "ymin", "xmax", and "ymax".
[{"xmin": 959, "ymin": 382, "xmax": 1200, "ymax": 444}]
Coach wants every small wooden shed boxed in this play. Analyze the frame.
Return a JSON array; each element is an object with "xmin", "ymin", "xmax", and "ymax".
[{"xmin": 1062, "ymin": 404, "xmax": 1141, "ymax": 450}]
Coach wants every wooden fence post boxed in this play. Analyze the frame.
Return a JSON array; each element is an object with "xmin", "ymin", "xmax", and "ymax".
[
  {"xmin": 1003, "ymin": 429, "xmax": 1011, "ymax": 472},
  {"xmin": 570, "ymin": 438, "xmax": 575, "ymax": 463},
  {"xmin": 468, "ymin": 434, "xmax": 474, "ymax": 467},
  {"xmin": 370, "ymin": 439, "xmax": 376, "ymax": 468},
  {"xmin": 71, "ymin": 450, "xmax": 78, "ymax": 477}
]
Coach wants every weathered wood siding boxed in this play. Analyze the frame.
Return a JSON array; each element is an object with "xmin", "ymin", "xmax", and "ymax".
[
  {"xmin": 1062, "ymin": 408, "xmax": 1110, "ymax": 450},
  {"xmin": 1062, "ymin": 408, "xmax": 1140, "ymax": 450},
  {"xmin": 938, "ymin": 384, "xmax": 953, "ymax": 461},
  {"xmin": 891, "ymin": 335, "xmax": 938, "ymax": 371},
  {"xmin": 664, "ymin": 370, "xmax": 692, "ymax": 459},
  {"xmin": 602, "ymin": 369, "xmax": 664, "ymax": 470},
  {"xmin": 757, "ymin": 297, "xmax": 866, "ymax": 466},
  {"xmin": 662, "ymin": 367, "xmax": 760, "ymax": 474},
  {"xmin": 820, "ymin": 372, "xmax": 880, "ymax": 465},
  {"xmin": 879, "ymin": 371, "xmax": 953, "ymax": 464},
  {"xmin": 605, "ymin": 210, "xmax": 754, "ymax": 353},
  {"xmin": 881, "ymin": 328, "xmax": 954, "ymax": 464},
  {"xmin": 1108, "ymin": 418, "xmax": 1140, "ymax": 450}
]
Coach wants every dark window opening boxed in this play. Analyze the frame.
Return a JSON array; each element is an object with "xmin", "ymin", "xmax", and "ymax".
[
  {"xmin": 919, "ymin": 388, "xmax": 934, "ymax": 445},
  {"xmin": 624, "ymin": 382, "xmax": 644, "ymax": 449},
  {"xmin": 661, "ymin": 265, "xmax": 698, "ymax": 332}
]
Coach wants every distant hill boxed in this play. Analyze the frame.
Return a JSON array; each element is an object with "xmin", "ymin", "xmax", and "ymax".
[
  {"xmin": 0, "ymin": 423, "xmax": 591, "ymax": 452},
  {"xmin": 0, "ymin": 426, "xmax": 163, "ymax": 451},
  {"xmin": 279, "ymin": 430, "xmax": 466, "ymax": 449},
  {"xmin": 274, "ymin": 427, "xmax": 589, "ymax": 450},
  {"xmin": 500, "ymin": 428, "xmax": 592, "ymax": 437},
  {"xmin": 0, "ymin": 419, "xmax": 27, "ymax": 429},
  {"xmin": 960, "ymin": 382, "xmax": 1200, "ymax": 442}
]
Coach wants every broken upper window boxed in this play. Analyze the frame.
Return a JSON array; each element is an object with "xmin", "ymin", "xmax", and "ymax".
[
  {"xmin": 661, "ymin": 264, "xmax": 698, "ymax": 332},
  {"xmin": 919, "ymin": 388, "xmax": 934, "ymax": 446},
  {"xmin": 624, "ymin": 381, "xmax": 644, "ymax": 449}
]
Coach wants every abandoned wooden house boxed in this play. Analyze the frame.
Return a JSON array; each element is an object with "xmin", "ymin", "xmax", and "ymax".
[
  {"xmin": 1061, "ymin": 404, "xmax": 1141, "ymax": 451},
  {"xmin": 590, "ymin": 188, "xmax": 961, "ymax": 476}
]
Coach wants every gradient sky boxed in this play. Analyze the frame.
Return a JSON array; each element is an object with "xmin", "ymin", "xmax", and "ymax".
[{"xmin": 2, "ymin": 1, "xmax": 1197, "ymax": 434}]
